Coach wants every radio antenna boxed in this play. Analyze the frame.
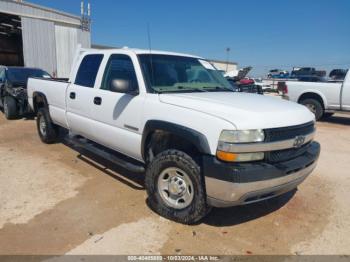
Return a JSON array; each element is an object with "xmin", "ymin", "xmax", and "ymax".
[{"xmin": 147, "ymin": 23, "xmax": 155, "ymax": 85}]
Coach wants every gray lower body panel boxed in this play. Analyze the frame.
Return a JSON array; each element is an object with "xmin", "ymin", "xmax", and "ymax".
[{"xmin": 205, "ymin": 160, "xmax": 317, "ymax": 208}]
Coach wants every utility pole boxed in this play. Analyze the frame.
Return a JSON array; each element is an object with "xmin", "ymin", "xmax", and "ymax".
[{"xmin": 226, "ymin": 47, "xmax": 231, "ymax": 73}]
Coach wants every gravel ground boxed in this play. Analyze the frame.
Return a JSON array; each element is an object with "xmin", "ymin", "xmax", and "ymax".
[{"xmin": 0, "ymin": 112, "xmax": 349, "ymax": 255}]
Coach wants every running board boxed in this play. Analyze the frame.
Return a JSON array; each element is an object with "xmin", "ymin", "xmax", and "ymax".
[{"xmin": 64, "ymin": 135, "xmax": 145, "ymax": 173}]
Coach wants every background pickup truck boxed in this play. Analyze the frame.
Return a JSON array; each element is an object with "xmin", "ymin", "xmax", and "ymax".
[
  {"xmin": 278, "ymin": 69, "xmax": 350, "ymax": 120},
  {"xmin": 28, "ymin": 47, "xmax": 320, "ymax": 224}
]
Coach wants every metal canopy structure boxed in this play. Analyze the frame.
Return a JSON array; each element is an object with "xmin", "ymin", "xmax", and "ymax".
[
  {"xmin": 0, "ymin": 0, "xmax": 83, "ymax": 26},
  {"xmin": 0, "ymin": 0, "xmax": 91, "ymax": 77}
]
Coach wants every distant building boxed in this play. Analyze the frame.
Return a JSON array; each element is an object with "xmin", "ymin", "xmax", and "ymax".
[
  {"xmin": 207, "ymin": 59, "xmax": 238, "ymax": 74},
  {"xmin": 0, "ymin": 0, "xmax": 91, "ymax": 77}
]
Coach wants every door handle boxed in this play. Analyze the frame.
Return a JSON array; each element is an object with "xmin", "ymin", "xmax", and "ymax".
[
  {"xmin": 94, "ymin": 97, "xmax": 102, "ymax": 105},
  {"xmin": 69, "ymin": 92, "xmax": 76, "ymax": 99}
]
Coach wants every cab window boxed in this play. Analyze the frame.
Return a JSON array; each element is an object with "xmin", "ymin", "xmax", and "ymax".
[
  {"xmin": 101, "ymin": 54, "xmax": 138, "ymax": 91},
  {"xmin": 75, "ymin": 54, "xmax": 104, "ymax": 88}
]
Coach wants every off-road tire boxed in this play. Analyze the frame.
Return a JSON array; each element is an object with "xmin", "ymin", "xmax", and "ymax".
[
  {"xmin": 300, "ymin": 98, "xmax": 324, "ymax": 120},
  {"xmin": 145, "ymin": 149, "xmax": 209, "ymax": 224},
  {"xmin": 36, "ymin": 108, "xmax": 59, "ymax": 144}
]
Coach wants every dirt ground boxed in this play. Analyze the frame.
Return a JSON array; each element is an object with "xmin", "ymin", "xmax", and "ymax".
[{"xmin": 0, "ymin": 112, "xmax": 350, "ymax": 256}]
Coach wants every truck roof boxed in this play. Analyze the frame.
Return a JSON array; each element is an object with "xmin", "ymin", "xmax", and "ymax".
[{"xmin": 82, "ymin": 47, "xmax": 203, "ymax": 59}]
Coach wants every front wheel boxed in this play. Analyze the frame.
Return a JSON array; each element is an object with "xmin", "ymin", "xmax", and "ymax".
[
  {"xmin": 36, "ymin": 108, "xmax": 60, "ymax": 144},
  {"xmin": 145, "ymin": 150, "xmax": 209, "ymax": 224}
]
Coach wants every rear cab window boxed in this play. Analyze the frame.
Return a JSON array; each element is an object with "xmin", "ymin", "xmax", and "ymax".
[{"xmin": 75, "ymin": 54, "xmax": 104, "ymax": 88}]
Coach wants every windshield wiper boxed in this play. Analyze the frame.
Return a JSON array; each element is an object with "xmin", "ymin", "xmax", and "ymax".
[
  {"xmin": 177, "ymin": 86, "xmax": 208, "ymax": 92},
  {"xmin": 156, "ymin": 86, "xmax": 208, "ymax": 94},
  {"xmin": 203, "ymin": 86, "xmax": 234, "ymax": 92}
]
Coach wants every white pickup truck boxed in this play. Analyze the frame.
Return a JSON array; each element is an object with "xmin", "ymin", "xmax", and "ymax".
[
  {"xmin": 278, "ymin": 69, "xmax": 350, "ymax": 120},
  {"xmin": 27, "ymin": 47, "xmax": 320, "ymax": 224}
]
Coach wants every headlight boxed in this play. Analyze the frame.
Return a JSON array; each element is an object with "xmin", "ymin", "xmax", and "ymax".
[
  {"xmin": 217, "ymin": 129, "xmax": 265, "ymax": 162},
  {"xmin": 219, "ymin": 129, "xmax": 265, "ymax": 143}
]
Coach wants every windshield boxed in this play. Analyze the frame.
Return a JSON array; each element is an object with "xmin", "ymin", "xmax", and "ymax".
[
  {"xmin": 138, "ymin": 54, "xmax": 233, "ymax": 93},
  {"xmin": 7, "ymin": 68, "xmax": 51, "ymax": 84}
]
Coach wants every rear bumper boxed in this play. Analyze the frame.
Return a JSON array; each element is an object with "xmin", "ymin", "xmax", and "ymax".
[{"xmin": 203, "ymin": 141, "xmax": 320, "ymax": 208}]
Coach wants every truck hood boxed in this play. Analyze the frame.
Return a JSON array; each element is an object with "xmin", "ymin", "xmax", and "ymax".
[
  {"xmin": 159, "ymin": 92, "xmax": 314, "ymax": 129},
  {"xmin": 8, "ymin": 81, "xmax": 26, "ymax": 88}
]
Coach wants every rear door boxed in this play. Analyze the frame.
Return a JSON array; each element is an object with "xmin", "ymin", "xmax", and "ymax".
[
  {"xmin": 88, "ymin": 53, "xmax": 145, "ymax": 161},
  {"xmin": 66, "ymin": 54, "xmax": 104, "ymax": 138}
]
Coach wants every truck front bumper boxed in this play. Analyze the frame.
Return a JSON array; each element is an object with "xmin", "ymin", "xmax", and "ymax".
[{"xmin": 203, "ymin": 141, "xmax": 320, "ymax": 208}]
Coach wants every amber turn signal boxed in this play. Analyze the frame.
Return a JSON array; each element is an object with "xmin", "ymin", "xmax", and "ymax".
[{"xmin": 216, "ymin": 150, "xmax": 238, "ymax": 162}]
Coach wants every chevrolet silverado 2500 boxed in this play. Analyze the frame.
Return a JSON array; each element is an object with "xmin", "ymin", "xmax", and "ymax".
[
  {"xmin": 278, "ymin": 69, "xmax": 350, "ymax": 120},
  {"xmin": 27, "ymin": 48, "xmax": 320, "ymax": 224}
]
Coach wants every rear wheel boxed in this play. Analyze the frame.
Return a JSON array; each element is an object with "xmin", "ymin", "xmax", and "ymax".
[
  {"xmin": 300, "ymin": 98, "xmax": 324, "ymax": 120},
  {"xmin": 36, "ymin": 108, "xmax": 59, "ymax": 144},
  {"xmin": 145, "ymin": 150, "xmax": 209, "ymax": 224},
  {"xmin": 3, "ymin": 96, "xmax": 18, "ymax": 120}
]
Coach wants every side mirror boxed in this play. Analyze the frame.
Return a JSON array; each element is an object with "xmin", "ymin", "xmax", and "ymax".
[{"xmin": 110, "ymin": 79, "xmax": 138, "ymax": 95}]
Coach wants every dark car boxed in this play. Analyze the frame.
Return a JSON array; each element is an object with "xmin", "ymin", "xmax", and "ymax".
[
  {"xmin": 291, "ymin": 67, "xmax": 326, "ymax": 78},
  {"xmin": 291, "ymin": 67, "xmax": 315, "ymax": 76},
  {"xmin": 0, "ymin": 67, "xmax": 51, "ymax": 119},
  {"xmin": 329, "ymin": 69, "xmax": 348, "ymax": 81}
]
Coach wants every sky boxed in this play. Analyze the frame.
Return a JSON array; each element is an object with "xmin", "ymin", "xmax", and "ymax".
[{"xmin": 29, "ymin": 0, "xmax": 350, "ymax": 77}]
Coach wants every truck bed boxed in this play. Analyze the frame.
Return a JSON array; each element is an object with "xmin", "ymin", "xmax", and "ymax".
[
  {"xmin": 281, "ymin": 80, "xmax": 343, "ymax": 110},
  {"xmin": 27, "ymin": 78, "xmax": 70, "ymax": 128}
]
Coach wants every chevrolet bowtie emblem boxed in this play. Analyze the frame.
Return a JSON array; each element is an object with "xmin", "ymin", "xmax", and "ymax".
[{"xmin": 293, "ymin": 135, "xmax": 306, "ymax": 148}]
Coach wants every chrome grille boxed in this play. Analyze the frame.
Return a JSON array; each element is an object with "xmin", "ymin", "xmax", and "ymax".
[
  {"xmin": 264, "ymin": 122, "xmax": 315, "ymax": 163},
  {"xmin": 264, "ymin": 122, "xmax": 315, "ymax": 142},
  {"xmin": 266, "ymin": 143, "xmax": 311, "ymax": 163}
]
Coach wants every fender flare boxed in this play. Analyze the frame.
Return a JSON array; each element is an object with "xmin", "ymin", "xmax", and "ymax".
[
  {"xmin": 32, "ymin": 92, "xmax": 49, "ymax": 112},
  {"xmin": 298, "ymin": 90, "xmax": 328, "ymax": 109},
  {"xmin": 141, "ymin": 120, "xmax": 211, "ymax": 160}
]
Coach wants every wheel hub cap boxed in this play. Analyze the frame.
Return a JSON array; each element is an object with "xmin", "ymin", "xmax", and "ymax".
[
  {"xmin": 306, "ymin": 104, "xmax": 316, "ymax": 114},
  {"xmin": 168, "ymin": 177, "xmax": 186, "ymax": 195},
  {"xmin": 157, "ymin": 167, "xmax": 194, "ymax": 209}
]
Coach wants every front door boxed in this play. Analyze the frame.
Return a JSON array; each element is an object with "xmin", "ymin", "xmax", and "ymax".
[{"xmin": 89, "ymin": 54, "xmax": 145, "ymax": 161}]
